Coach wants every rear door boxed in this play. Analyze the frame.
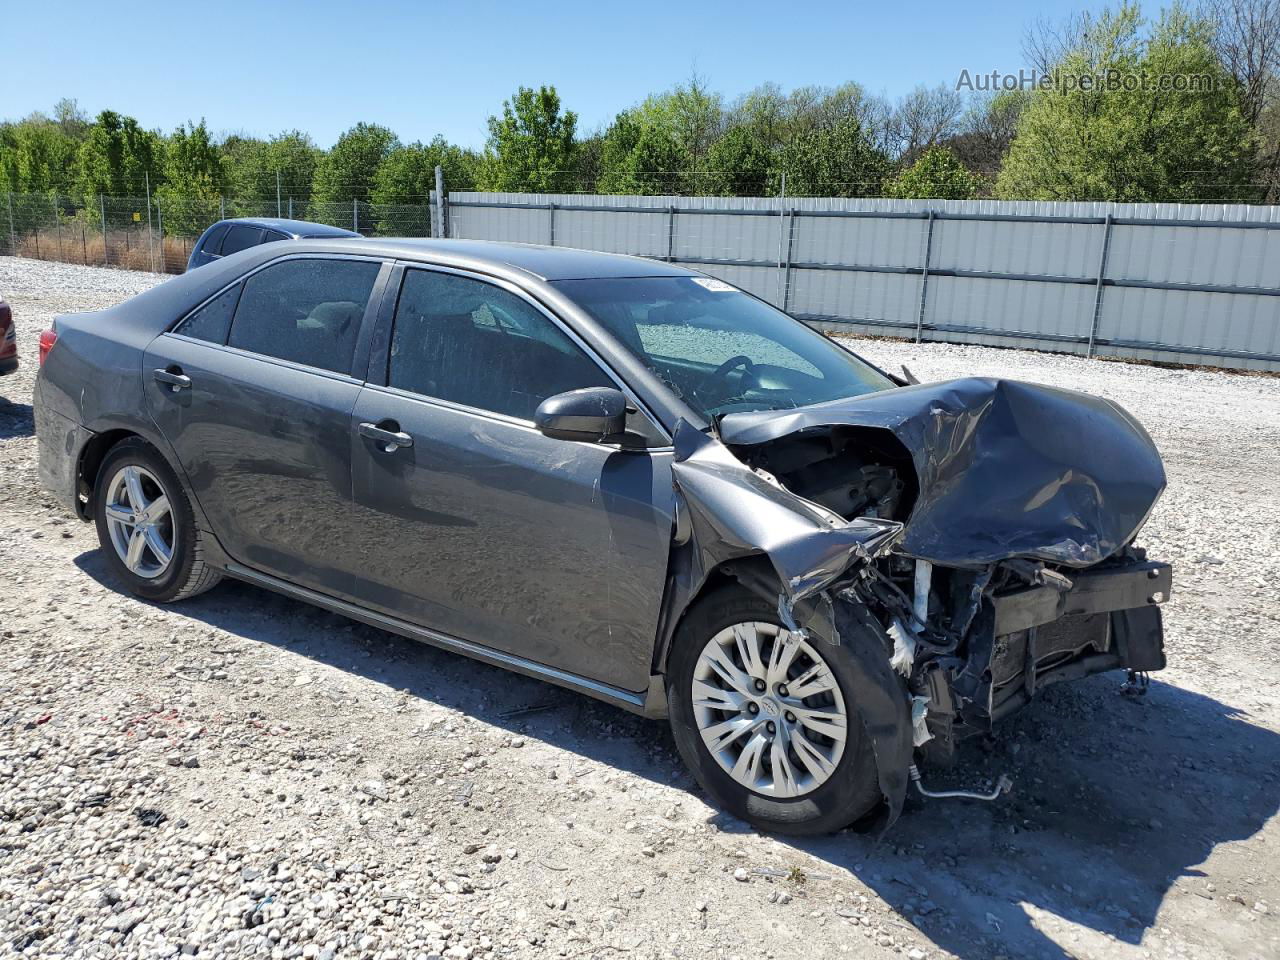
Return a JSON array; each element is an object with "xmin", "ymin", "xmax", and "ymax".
[
  {"xmin": 144, "ymin": 254, "xmax": 390, "ymax": 596},
  {"xmin": 347, "ymin": 264, "xmax": 675, "ymax": 692}
]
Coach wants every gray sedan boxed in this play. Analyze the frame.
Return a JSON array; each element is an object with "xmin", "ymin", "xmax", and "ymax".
[{"xmin": 34, "ymin": 238, "xmax": 1172, "ymax": 834}]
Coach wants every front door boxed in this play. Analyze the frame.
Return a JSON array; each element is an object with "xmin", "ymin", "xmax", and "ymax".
[
  {"xmin": 144, "ymin": 255, "xmax": 387, "ymax": 596},
  {"xmin": 347, "ymin": 266, "xmax": 675, "ymax": 693}
]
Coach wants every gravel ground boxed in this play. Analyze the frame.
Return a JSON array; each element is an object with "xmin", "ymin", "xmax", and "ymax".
[{"xmin": 1, "ymin": 256, "xmax": 1278, "ymax": 960}]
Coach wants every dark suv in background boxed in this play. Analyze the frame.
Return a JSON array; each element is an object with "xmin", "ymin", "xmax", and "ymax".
[{"xmin": 186, "ymin": 218, "xmax": 360, "ymax": 271}]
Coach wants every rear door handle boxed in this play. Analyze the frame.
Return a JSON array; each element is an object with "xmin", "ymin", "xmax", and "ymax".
[
  {"xmin": 153, "ymin": 368, "xmax": 192, "ymax": 391},
  {"xmin": 359, "ymin": 421, "xmax": 414, "ymax": 452}
]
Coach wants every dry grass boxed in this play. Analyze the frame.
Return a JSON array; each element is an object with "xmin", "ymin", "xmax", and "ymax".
[{"xmin": 14, "ymin": 227, "xmax": 194, "ymax": 274}]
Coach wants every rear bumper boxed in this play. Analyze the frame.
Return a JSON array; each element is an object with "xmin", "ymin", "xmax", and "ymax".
[
  {"xmin": 940, "ymin": 559, "xmax": 1171, "ymax": 732},
  {"xmin": 35, "ymin": 398, "xmax": 93, "ymax": 516}
]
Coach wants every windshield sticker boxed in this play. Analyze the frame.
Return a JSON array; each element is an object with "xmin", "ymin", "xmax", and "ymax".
[{"xmin": 692, "ymin": 277, "xmax": 735, "ymax": 292}]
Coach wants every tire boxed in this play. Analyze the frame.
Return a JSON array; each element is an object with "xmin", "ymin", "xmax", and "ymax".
[
  {"xmin": 667, "ymin": 585, "xmax": 882, "ymax": 835},
  {"xmin": 92, "ymin": 437, "xmax": 222, "ymax": 603}
]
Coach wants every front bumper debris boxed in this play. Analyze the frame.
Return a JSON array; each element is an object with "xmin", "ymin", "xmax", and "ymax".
[{"xmin": 970, "ymin": 559, "xmax": 1171, "ymax": 725}]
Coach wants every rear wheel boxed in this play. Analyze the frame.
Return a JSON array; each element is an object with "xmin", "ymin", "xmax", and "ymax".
[
  {"xmin": 667, "ymin": 586, "xmax": 882, "ymax": 834},
  {"xmin": 93, "ymin": 438, "xmax": 221, "ymax": 603}
]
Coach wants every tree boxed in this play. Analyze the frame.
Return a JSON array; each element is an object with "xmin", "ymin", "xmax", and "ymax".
[
  {"xmin": 53, "ymin": 99, "xmax": 90, "ymax": 141},
  {"xmin": 631, "ymin": 73, "xmax": 725, "ymax": 188},
  {"xmin": 997, "ymin": 4, "xmax": 1257, "ymax": 202},
  {"xmin": 311, "ymin": 122, "xmax": 399, "ymax": 205},
  {"xmin": 1202, "ymin": 0, "xmax": 1280, "ymax": 197},
  {"xmin": 597, "ymin": 109, "xmax": 685, "ymax": 193},
  {"xmin": 75, "ymin": 110, "xmax": 161, "ymax": 202},
  {"xmin": 886, "ymin": 147, "xmax": 984, "ymax": 199},
  {"xmin": 1203, "ymin": 0, "xmax": 1280, "ymax": 124},
  {"xmin": 705, "ymin": 126, "xmax": 772, "ymax": 195},
  {"xmin": 0, "ymin": 113, "xmax": 79, "ymax": 195},
  {"xmin": 947, "ymin": 91, "xmax": 1028, "ymax": 178},
  {"xmin": 570, "ymin": 130, "xmax": 605, "ymax": 193},
  {"xmin": 889, "ymin": 85, "xmax": 965, "ymax": 159},
  {"xmin": 480, "ymin": 86, "xmax": 576, "ymax": 192},
  {"xmin": 372, "ymin": 136, "xmax": 478, "ymax": 203},
  {"xmin": 155, "ymin": 120, "xmax": 223, "ymax": 234},
  {"xmin": 771, "ymin": 118, "xmax": 890, "ymax": 197},
  {"xmin": 223, "ymin": 131, "xmax": 323, "ymax": 214}
]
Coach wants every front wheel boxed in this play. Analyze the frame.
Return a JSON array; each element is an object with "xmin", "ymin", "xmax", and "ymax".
[
  {"xmin": 93, "ymin": 438, "xmax": 222, "ymax": 603},
  {"xmin": 666, "ymin": 586, "xmax": 882, "ymax": 834}
]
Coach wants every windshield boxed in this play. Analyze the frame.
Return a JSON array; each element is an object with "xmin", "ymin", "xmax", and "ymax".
[{"xmin": 553, "ymin": 276, "xmax": 895, "ymax": 419}]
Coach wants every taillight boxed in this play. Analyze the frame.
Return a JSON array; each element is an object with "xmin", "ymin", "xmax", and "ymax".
[{"xmin": 39, "ymin": 328, "xmax": 58, "ymax": 365}]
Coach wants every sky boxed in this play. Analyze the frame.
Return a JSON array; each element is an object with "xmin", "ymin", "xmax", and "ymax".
[{"xmin": 0, "ymin": 0, "xmax": 1093, "ymax": 149}]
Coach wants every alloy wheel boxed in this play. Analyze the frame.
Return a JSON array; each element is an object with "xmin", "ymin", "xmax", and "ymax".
[{"xmin": 103, "ymin": 464, "xmax": 174, "ymax": 580}]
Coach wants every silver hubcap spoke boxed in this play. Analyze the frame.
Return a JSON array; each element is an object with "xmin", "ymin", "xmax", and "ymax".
[
  {"xmin": 692, "ymin": 621, "xmax": 848, "ymax": 799},
  {"xmin": 104, "ymin": 464, "xmax": 175, "ymax": 580}
]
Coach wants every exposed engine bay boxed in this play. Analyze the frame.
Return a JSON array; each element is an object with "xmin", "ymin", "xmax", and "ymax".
[{"xmin": 667, "ymin": 376, "xmax": 1172, "ymax": 830}]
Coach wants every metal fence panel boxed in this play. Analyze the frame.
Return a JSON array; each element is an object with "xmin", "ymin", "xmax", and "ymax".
[
  {"xmin": 444, "ymin": 191, "xmax": 1280, "ymax": 371},
  {"xmin": 8, "ymin": 185, "xmax": 1280, "ymax": 370}
]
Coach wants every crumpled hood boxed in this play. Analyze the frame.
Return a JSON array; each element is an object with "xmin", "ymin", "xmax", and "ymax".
[{"xmin": 717, "ymin": 377, "xmax": 1166, "ymax": 569}]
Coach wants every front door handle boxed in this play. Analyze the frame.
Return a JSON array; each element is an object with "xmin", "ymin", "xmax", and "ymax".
[
  {"xmin": 153, "ymin": 367, "xmax": 192, "ymax": 391},
  {"xmin": 359, "ymin": 421, "xmax": 414, "ymax": 452}
]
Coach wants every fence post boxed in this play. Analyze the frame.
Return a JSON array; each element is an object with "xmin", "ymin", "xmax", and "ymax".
[
  {"xmin": 915, "ymin": 209, "xmax": 936, "ymax": 344},
  {"xmin": 547, "ymin": 202, "xmax": 556, "ymax": 245},
  {"xmin": 289, "ymin": 197, "xmax": 294, "ymax": 219},
  {"xmin": 156, "ymin": 196, "xmax": 164, "ymax": 272},
  {"xmin": 145, "ymin": 172, "xmax": 154, "ymax": 272},
  {"xmin": 353, "ymin": 199, "xmax": 359, "ymax": 233},
  {"xmin": 775, "ymin": 172, "xmax": 787, "ymax": 306},
  {"xmin": 434, "ymin": 165, "xmax": 446, "ymax": 238},
  {"xmin": 220, "ymin": 196, "xmax": 225, "ymax": 220},
  {"xmin": 6, "ymin": 192, "xmax": 15, "ymax": 255},
  {"xmin": 100, "ymin": 194, "xmax": 108, "ymax": 265},
  {"xmin": 1087, "ymin": 213, "xmax": 1114, "ymax": 357},
  {"xmin": 667, "ymin": 206, "xmax": 677, "ymax": 261},
  {"xmin": 276, "ymin": 170, "xmax": 282, "ymax": 218},
  {"xmin": 781, "ymin": 208, "xmax": 797, "ymax": 313},
  {"xmin": 53, "ymin": 192, "xmax": 63, "ymax": 261}
]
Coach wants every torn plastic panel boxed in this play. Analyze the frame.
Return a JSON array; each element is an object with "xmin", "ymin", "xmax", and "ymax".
[
  {"xmin": 717, "ymin": 377, "xmax": 1167, "ymax": 569},
  {"xmin": 670, "ymin": 421, "xmax": 903, "ymax": 605},
  {"xmin": 668, "ymin": 421, "xmax": 911, "ymax": 830}
]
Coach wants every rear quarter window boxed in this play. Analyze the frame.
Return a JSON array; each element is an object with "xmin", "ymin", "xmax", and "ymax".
[
  {"xmin": 199, "ymin": 223, "xmax": 230, "ymax": 257},
  {"xmin": 174, "ymin": 283, "xmax": 242, "ymax": 343}
]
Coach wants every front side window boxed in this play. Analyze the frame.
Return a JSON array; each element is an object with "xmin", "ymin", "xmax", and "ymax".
[
  {"xmin": 554, "ymin": 276, "xmax": 895, "ymax": 419},
  {"xmin": 389, "ymin": 269, "xmax": 613, "ymax": 420},
  {"xmin": 228, "ymin": 258, "xmax": 381, "ymax": 374},
  {"xmin": 174, "ymin": 283, "xmax": 241, "ymax": 343},
  {"xmin": 221, "ymin": 225, "xmax": 264, "ymax": 256}
]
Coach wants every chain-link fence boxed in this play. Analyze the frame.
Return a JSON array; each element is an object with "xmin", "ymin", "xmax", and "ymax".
[{"xmin": 1, "ymin": 192, "xmax": 438, "ymax": 274}]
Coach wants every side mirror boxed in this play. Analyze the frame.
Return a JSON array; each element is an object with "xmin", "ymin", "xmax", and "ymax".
[{"xmin": 535, "ymin": 387, "xmax": 628, "ymax": 443}]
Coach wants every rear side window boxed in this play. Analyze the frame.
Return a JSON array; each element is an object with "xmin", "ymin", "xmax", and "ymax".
[
  {"xmin": 228, "ymin": 258, "xmax": 381, "ymax": 374},
  {"xmin": 221, "ymin": 225, "xmax": 264, "ymax": 256},
  {"xmin": 388, "ymin": 269, "xmax": 612, "ymax": 420},
  {"xmin": 200, "ymin": 223, "xmax": 229, "ymax": 257},
  {"xmin": 174, "ymin": 283, "xmax": 242, "ymax": 343},
  {"xmin": 262, "ymin": 230, "xmax": 289, "ymax": 244}
]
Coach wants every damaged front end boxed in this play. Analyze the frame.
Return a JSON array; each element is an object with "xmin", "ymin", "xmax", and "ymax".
[{"xmin": 667, "ymin": 377, "xmax": 1172, "ymax": 831}]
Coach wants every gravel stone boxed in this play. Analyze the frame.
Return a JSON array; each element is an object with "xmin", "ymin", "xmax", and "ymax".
[{"xmin": 0, "ymin": 257, "xmax": 1277, "ymax": 960}]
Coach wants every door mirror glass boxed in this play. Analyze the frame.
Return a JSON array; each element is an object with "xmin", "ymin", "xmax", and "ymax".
[{"xmin": 535, "ymin": 387, "xmax": 627, "ymax": 443}]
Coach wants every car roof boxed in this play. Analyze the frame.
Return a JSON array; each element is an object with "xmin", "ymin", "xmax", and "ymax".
[
  {"xmin": 214, "ymin": 217, "xmax": 361, "ymax": 238},
  {"xmin": 284, "ymin": 237, "xmax": 700, "ymax": 281}
]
